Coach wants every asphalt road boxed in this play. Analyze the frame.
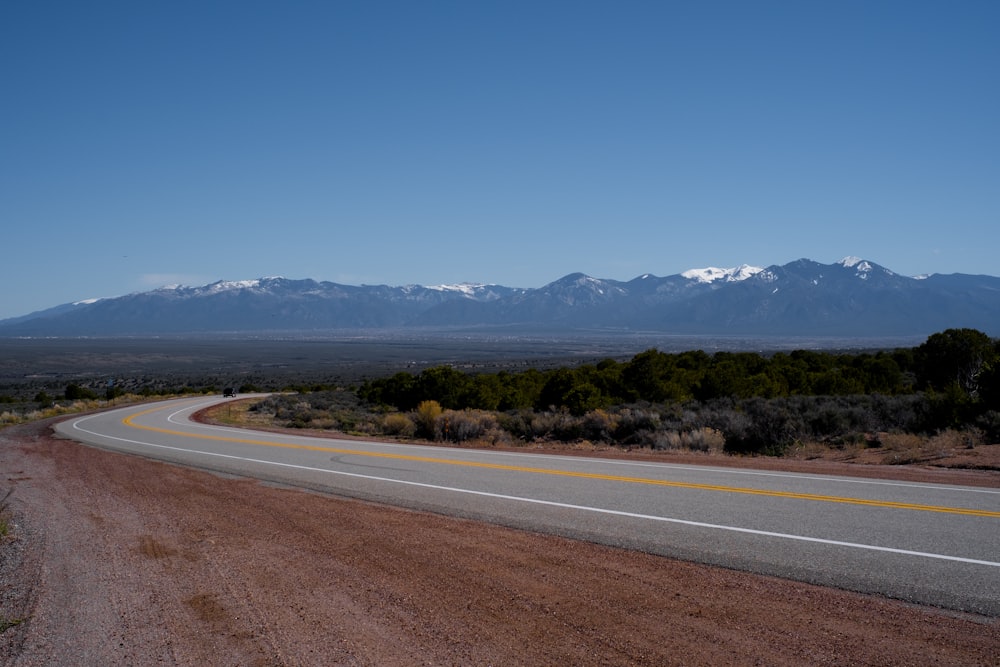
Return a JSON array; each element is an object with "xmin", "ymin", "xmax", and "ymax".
[{"xmin": 56, "ymin": 396, "xmax": 1000, "ymax": 616}]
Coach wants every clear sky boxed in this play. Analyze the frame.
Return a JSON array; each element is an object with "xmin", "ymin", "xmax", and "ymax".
[{"xmin": 2, "ymin": 1, "xmax": 997, "ymax": 319}]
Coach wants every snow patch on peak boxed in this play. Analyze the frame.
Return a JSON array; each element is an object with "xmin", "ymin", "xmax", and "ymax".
[
  {"xmin": 682, "ymin": 264, "xmax": 763, "ymax": 283},
  {"xmin": 427, "ymin": 283, "xmax": 487, "ymax": 296},
  {"xmin": 207, "ymin": 279, "xmax": 262, "ymax": 292},
  {"xmin": 839, "ymin": 257, "xmax": 884, "ymax": 275},
  {"xmin": 730, "ymin": 264, "xmax": 765, "ymax": 281},
  {"xmin": 758, "ymin": 270, "xmax": 778, "ymax": 283},
  {"xmin": 838, "ymin": 257, "xmax": 885, "ymax": 278},
  {"xmin": 682, "ymin": 267, "xmax": 726, "ymax": 283}
]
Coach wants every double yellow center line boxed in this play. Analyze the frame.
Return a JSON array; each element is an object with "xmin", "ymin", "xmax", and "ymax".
[{"xmin": 123, "ymin": 408, "xmax": 1000, "ymax": 519}]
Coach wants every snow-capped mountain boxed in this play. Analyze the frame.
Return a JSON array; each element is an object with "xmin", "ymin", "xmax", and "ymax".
[
  {"xmin": 2, "ymin": 259, "xmax": 998, "ymax": 337},
  {"xmin": 681, "ymin": 264, "xmax": 764, "ymax": 283}
]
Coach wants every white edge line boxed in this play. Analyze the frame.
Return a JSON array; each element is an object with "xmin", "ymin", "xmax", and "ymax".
[{"xmin": 67, "ymin": 414, "xmax": 1000, "ymax": 569}]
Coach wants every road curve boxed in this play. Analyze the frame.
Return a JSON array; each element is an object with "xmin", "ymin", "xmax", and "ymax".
[{"xmin": 56, "ymin": 396, "xmax": 1000, "ymax": 616}]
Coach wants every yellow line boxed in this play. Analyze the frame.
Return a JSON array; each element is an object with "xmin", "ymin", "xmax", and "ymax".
[{"xmin": 123, "ymin": 406, "xmax": 1000, "ymax": 519}]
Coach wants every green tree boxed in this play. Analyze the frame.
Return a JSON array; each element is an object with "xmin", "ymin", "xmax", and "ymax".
[
  {"xmin": 916, "ymin": 329, "xmax": 996, "ymax": 397},
  {"xmin": 771, "ymin": 352, "xmax": 812, "ymax": 394},
  {"xmin": 622, "ymin": 350, "xmax": 677, "ymax": 402},
  {"xmin": 563, "ymin": 382, "xmax": 605, "ymax": 416},
  {"xmin": 697, "ymin": 358, "xmax": 751, "ymax": 400},
  {"xmin": 466, "ymin": 374, "xmax": 503, "ymax": 411},
  {"xmin": 855, "ymin": 352, "xmax": 905, "ymax": 394},
  {"xmin": 497, "ymin": 369, "xmax": 545, "ymax": 410},
  {"xmin": 64, "ymin": 383, "xmax": 98, "ymax": 400},
  {"xmin": 537, "ymin": 368, "xmax": 579, "ymax": 411},
  {"xmin": 418, "ymin": 366, "xmax": 470, "ymax": 409},
  {"xmin": 358, "ymin": 371, "xmax": 418, "ymax": 410}
]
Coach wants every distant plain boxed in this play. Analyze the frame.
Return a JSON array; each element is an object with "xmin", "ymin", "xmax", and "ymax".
[{"xmin": 0, "ymin": 333, "xmax": 925, "ymax": 397}]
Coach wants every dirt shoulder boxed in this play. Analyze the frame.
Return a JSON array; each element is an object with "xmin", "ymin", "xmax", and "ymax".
[{"xmin": 0, "ymin": 417, "xmax": 997, "ymax": 666}]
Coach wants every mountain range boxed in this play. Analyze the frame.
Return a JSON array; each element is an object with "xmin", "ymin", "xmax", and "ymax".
[{"xmin": 2, "ymin": 258, "xmax": 998, "ymax": 338}]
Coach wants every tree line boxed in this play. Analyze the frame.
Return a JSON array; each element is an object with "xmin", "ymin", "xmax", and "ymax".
[
  {"xmin": 360, "ymin": 329, "xmax": 997, "ymax": 414},
  {"xmin": 351, "ymin": 328, "xmax": 1000, "ymax": 451}
]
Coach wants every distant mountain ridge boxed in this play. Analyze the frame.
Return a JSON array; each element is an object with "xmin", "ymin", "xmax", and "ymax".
[{"xmin": 2, "ymin": 258, "xmax": 998, "ymax": 337}]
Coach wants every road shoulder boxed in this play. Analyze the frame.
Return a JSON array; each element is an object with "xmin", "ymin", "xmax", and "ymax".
[{"xmin": 1, "ymin": 419, "xmax": 997, "ymax": 666}]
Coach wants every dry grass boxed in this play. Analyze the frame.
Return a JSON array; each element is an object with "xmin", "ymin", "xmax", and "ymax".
[
  {"xmin": 875, "ymin": 429, "xmax": 976, "ymax": 465},
  {"xmin": 0, "ymin": 395, "xmax": 153, "ymax": 429},
  {"xmin": 190, "ymin": 397, "xmax": 275, "ymax": 429},
  {"xmin": 787, "ymin": 429, "xmax": 999, "ymax": 470}
]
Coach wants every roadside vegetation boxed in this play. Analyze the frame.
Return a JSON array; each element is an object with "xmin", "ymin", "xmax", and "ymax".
[
  {"xmin": 1, "ymin": 397, "xmax": 117, "ymax": 428},
  {"xmin": 240, "ymin": 328, "xmax": 999, "ymax": 465},
  {"xmin": 3, "ymin": 328, "xmax": 997, "ymax": 467},
  {"xmin": 0, "ymin": 385, "xmax": 251, "ymax": 429}
]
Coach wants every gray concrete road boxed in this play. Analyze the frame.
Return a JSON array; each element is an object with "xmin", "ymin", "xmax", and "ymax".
[{"xmin": 56, "ymin": 396, "xmax": 1000, "ymax": 616}]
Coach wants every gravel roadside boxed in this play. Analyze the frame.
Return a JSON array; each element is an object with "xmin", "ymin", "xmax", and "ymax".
[{"xmin": 0, "ymin": 418, "xmax": 997, "ymax": 666}]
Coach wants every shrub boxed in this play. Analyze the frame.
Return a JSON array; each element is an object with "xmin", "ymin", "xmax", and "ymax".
[
  {"xmin": 650, "ymin": 428, "xmax": 723, "ymax": 453},
  {"xmin": 415, "ymin": 400, "xmax": 443, "ymax": 439},
  {"xmin": 383, "ymin": 413, "xmax": 416, "ymax": 437},
  {"xmin": 495, "ymin": 410, "xmax": 535, "ymax": 442},
  {"xmin": 437, "ymin": 409, "xmax": 498, "ymax": 443},
  {"xmin": 612, "ymin": 407, "xmax": 660, "ymax": 444},
  {"xmin": 547, "ymin": 411, "xmax": 584, "ymax": 442},
  {"xmin": 718, "ymin": 398, "xmax": 802, "ymax": 456},
  {"xmin": 581, "ymin": 409, "xmax": 617, "ymax": 441},
  {"xmin": 652, "ymin": 431, "xmax": 683, "ymax": 451}
]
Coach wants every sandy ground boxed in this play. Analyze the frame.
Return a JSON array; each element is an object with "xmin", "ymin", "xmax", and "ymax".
[{"xmin": 0, "ymin": 417, "xmax": 997, "ymax": 666}]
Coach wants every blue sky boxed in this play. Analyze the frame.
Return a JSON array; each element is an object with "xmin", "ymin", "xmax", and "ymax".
[{"xmin": 2, "ymin": 1, "xmax": 997, "ymax": 319}]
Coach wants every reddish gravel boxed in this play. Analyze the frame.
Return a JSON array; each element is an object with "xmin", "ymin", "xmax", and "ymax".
[{"xmin": 0, "ymin": 418, "xmax": 997, "ymax": 666}]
